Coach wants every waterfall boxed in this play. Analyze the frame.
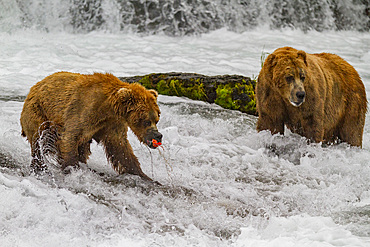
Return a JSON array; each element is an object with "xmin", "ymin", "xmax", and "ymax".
[{"xmin": 0, "ymin": 0, "xmax": 369, "ymax": 34}]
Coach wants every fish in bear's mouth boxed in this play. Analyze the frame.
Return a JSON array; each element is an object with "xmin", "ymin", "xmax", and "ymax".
[{"xmin": 145, "ymin": 130, "xmax": 163, "ymax": 149}]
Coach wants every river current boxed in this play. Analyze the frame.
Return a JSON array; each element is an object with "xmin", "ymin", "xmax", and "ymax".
[{"xmin": 0, "ymin": 1, "xmax": 369, "ymax": 246}]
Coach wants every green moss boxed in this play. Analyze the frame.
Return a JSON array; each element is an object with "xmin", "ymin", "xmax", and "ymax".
[
  {"xmin": 215, "ymin": 82, "xmax": 256, "ymax": 115},
  {"xmin": 156, "ymin": 79, "xmax": 171, "ymax": 95},
  {"xmin": 129, "ymin": 72, "xmax": 257, "ymax": 115},
  {"xmin": 138, "ymin": 74, "xmax": 156, "ymax": 89},
  {"xmin": 214, "ymin": 84, "xmax": 233, "ymax": 109},
  {"xmin": 156, "ymin": 79, "xmax": 181, "ymax": 96},
  {"xmin": 155, "ymin": 79, "xmax": 207, "ymax": 101},
  {"xmin": 183, "ymin": 82, "xmax": 207, "ymax": 101}
]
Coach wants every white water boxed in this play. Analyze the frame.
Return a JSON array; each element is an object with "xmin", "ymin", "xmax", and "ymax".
[
  {"xmin": 1, "ymin": 0, "xmax": 368, "ymax": 34},
  {"xmin": 0, "ymin": 29, "xmax": 370, "ymax": 246}
]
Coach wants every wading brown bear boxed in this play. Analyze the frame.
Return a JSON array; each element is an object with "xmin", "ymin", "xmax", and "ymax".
[
  {"xmin": 256, "ymin": 47, "xmax": 367, "ymax": 147},
  {"xmin": 20, "ymin": 72, "xmax": 162, "ymax": 181}
]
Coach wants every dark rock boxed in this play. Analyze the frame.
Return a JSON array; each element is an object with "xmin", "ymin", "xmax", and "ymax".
[{"xmin": 119, "ymin": 72, "xmax": 257, "ymax": 115}]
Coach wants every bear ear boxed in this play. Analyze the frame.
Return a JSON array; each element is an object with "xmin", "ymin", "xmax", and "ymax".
[
  {"xmin": 118, "ymin": 87, "xmax": 132, "ymax": 98},
  {"xmin": 148, "ymin": 89, "xmax": 158, "ymax": 99},
  {"xmin": 117, "ymin": 87, "xmax": 136, "ymax": 113},
  {"xmin": 117, "ymin": 87, "xmax": 135, "ymax": 103},
  {"xmin": 264, "ymin": 53, "xmax": 277, "ymax": 68},
  {"xmin": 297, "ymin": 50, "xmax": 307, "ymax": 65}
]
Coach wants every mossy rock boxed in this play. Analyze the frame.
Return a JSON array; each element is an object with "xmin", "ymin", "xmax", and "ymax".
[
  {"xmin": 215, "ymin": 81, "xmax": 255, "ymax": 113},
  {"xmin": 119, "ymin": 72, "xmax": 257, "ymax": 115}
]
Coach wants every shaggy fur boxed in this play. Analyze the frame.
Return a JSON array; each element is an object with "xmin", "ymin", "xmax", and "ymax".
[
  {"xmin": 21, "ymin": 72, "xmax": 162, "ymax": 180},
  {"xmin": 256, "ymin": 47, "xmax": 367, "ymax": 147}
]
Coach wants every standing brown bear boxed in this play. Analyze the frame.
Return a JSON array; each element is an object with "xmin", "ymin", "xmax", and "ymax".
[
  {"xmin": 20, "ymin": 72, "xmax": 163, "ymax": 181},
  {"xmin": 256, "ymin": 47, "xmax": 367, "ymax": 147}
]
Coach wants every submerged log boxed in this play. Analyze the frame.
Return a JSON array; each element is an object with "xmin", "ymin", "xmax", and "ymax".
[{"xmin": 119, "ymin": 72, "xmax": 257, "ymax": 115}]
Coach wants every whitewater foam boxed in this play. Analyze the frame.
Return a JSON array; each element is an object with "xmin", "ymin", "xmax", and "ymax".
[{"xmin": 0, "ymin": 28, "xmax": 369, "ymax": 246}]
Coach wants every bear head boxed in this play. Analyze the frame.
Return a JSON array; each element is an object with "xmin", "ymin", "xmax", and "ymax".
[
  {"xmin": 116, "ymin": 84, "xmax": 162, "ymax": 149},
  {"xmin": 264, "ymin": 47, "xmax": 308, "ymax": 107}
]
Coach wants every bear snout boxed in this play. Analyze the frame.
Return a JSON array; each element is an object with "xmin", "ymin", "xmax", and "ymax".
[
  {"xmin": 290, "ymin": 90, "xmax": 305, "ymax": 107},
  {"xmin": 296, "ymin": 91, "xmax": 305, "ymax": 100},
  {"xmin": 145, "ymin": 129, "xmax": 163, "ymax": 149},
  {"xmin": 153, "ymin": 131, "xmax": 163, "ymax": 142}
]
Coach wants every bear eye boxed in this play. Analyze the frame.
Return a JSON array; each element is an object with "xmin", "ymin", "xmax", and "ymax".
[
  {"xmin": 142, "ymin": 120, "xmax": 151, "ymax": 127},
  {"xmin": 286, "ymin": 76, "xmax": 294, "ymax": 83},
  {"xmin": 300, "ymin": 75, "xmax": 305, "ymax": 81}
]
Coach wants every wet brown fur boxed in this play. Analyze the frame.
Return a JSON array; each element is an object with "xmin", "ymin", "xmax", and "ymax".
[
  {"xmin": 20, "ymin": 72, "xmax": 161, "ymax": 180},
  {"xmin": 256, "ymin": 47, "xmax": 367, "ymax": 147}
]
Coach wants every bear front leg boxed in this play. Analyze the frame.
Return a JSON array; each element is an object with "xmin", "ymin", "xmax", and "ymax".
[
  {"xmin": 339, "ymin": 119, "xmax": 365, "ymax": 147},
  {"xmin": 257, "ymin": 111, "xmax": 284, "ymax": 135},
  {"xmin": 102, "ymin": 136, "xmax": 152, "ymax": 181},
  {"xmin": 78, "ymin": 140, "xmax": 92, "ymax": 163},
  {"xmin": 59, "ymin": 133, "xmax": 80, "ymax": 171},
  {"xmin": 301, "ymin": 116, "xmax": 325, "ymax": 144}
]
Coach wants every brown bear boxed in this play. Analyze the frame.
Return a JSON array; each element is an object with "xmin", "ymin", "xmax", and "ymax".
[
  {"xmin": 20, "ymin": 72, "xmax": 163, "ymax": 181},
  {"xmin": 256, "ymin": 47, "xmax": 367, "ymax": 147}
]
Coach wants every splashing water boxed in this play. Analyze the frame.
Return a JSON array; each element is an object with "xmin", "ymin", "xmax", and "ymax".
[
  {"xmin": 0, "ymin": 4, "xmax": 370, "ymax": 247},
  {"xmin": 0, "ymin": 0, "xmax": 369, "ymax": 34}
]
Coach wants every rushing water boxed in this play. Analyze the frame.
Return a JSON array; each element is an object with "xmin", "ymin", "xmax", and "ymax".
[
  {"xmin": 1, "ymin": 0, "xmax": 369, "ymax": 34},
  {"xmin": 1, "ymin": 1, "xmax": 370, "ymax": 247}
]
